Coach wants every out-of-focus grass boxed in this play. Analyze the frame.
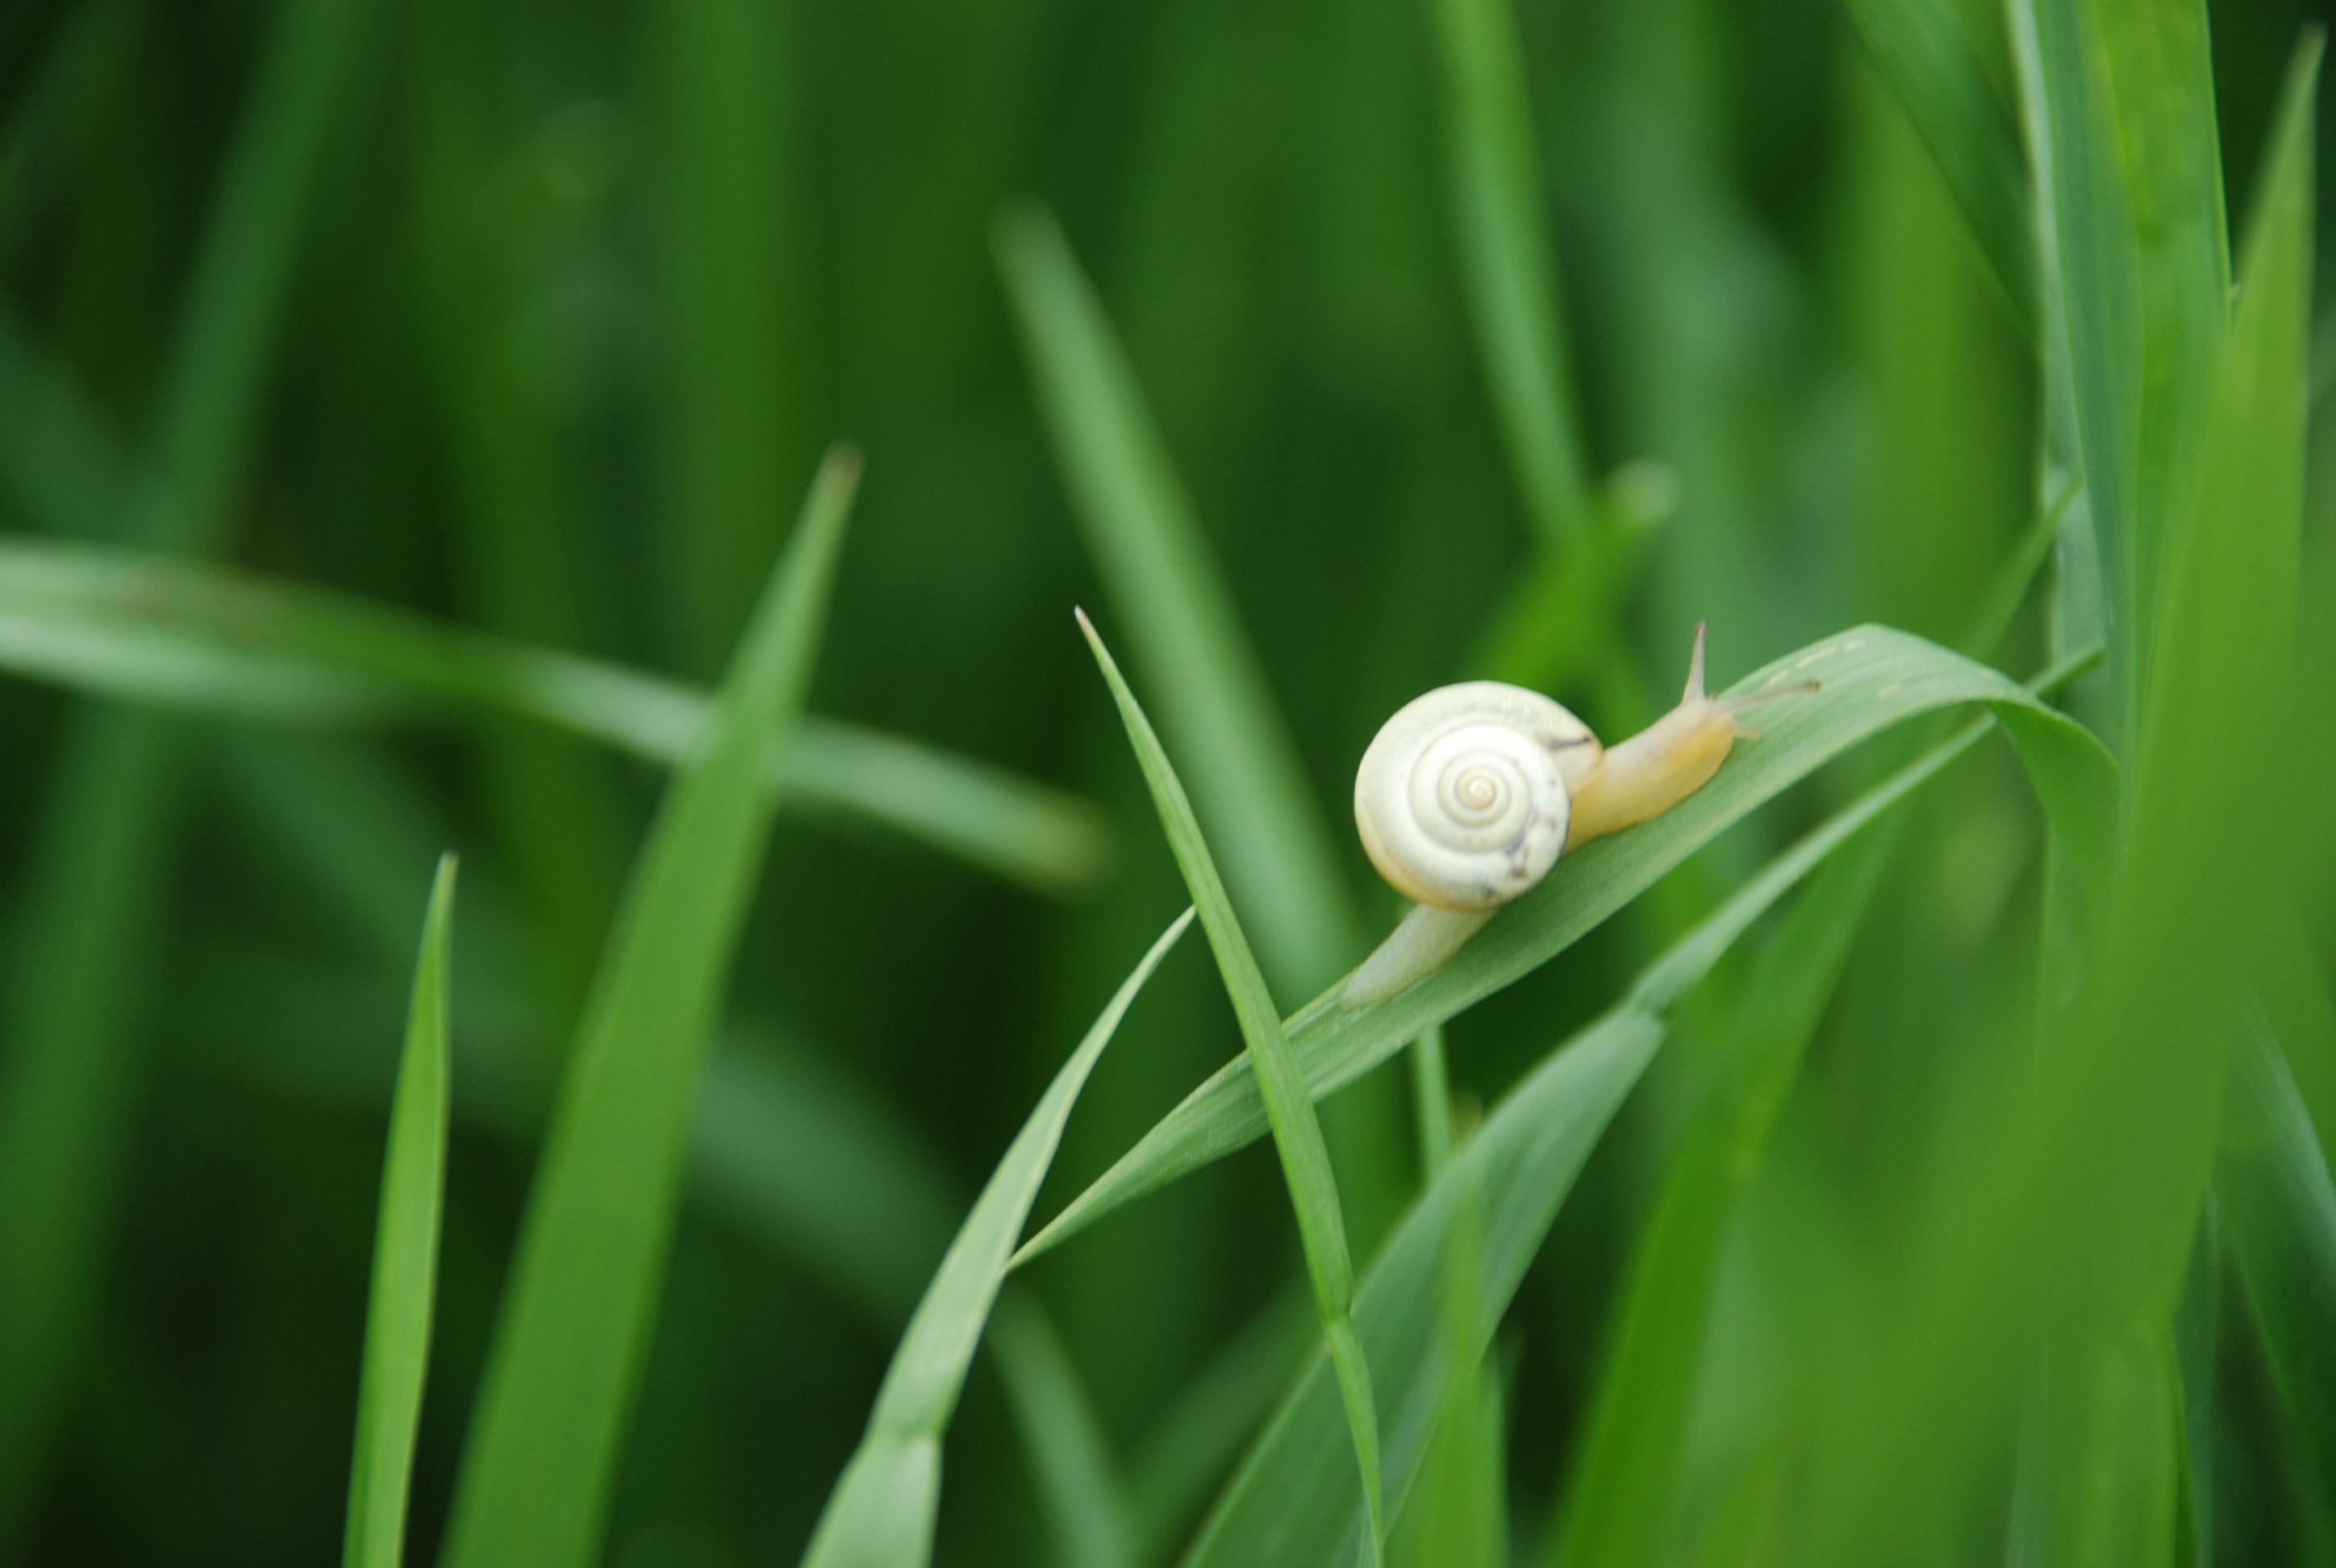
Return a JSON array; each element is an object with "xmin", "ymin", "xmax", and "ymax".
[{"xmin": 2, "ymin": 0, "xmax": 2331, "ymax": 1560}]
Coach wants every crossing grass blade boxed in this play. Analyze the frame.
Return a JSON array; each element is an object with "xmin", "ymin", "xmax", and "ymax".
[
  {"xmin": 0, "ymin": 0, "xmax": 389, "ymax": 1541},
  {"xmin": 0, "ymin": 537, "xmax": 1109, "ymax": 898},
  {"xmin": 1181, "ymin": 719, "xmax": 1993, "ymax": 1567},
  {"xmin": 800, "ymin": 910, "xmax": 1193, "ymax": 1568},
  {"xmin": 1425, "ymin": 0, "xmax": 1592, "ymax": 549},
  {"xmin": 1838, "ymin": 0, "xmax": 2035, "ymax": 335},
  {"xmin": 340, "ymin": 855, "xmax": 457, "ymax": 1568},
  {"xmin": 1019, "ymin": 630, "xmax": 2117, "ymax": 1261},
  {"xmin": 440, "ymin": 448, "xmax": 857, "ymax": 1568},
  {"xmin": 1076, "ymin": 610, "xmax": 1390, "ymax": 1565}
]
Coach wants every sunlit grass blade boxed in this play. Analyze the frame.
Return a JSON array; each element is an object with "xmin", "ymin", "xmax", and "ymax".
[
  {"xmin": 1020, "ymin": 632, "xmax": 2115, "ymax": 1260},
  {"xmin": 1838, "ymin": 0, "xmax": 2035, "ymax": 334},
  {"xmin": 992, "ymin": 1294, "xmax": 1138, "ymax": 1568},
  {"xmin": 0, "ymin": 0, "xmax": 388, "ymax": 1540},
  {"xmin": 801, "ymin": 910, "xmax": 1193, "ymax": 1568},
  {"xmin": 1426, "ymin": 0, "xmax": 1591, "ymax": 548},
  {"xmin": 1077, "ymin": 610, "xmax": 1389, "ymax": 1565},
  {"xmin": 2004, "ymin": 0, "xmax": 2228, "ymax": 746},
  {"xmin": 1183, "ymin": 724, "xmax": 1978, "ymax": 1566},
  {"xmin": 0, "ymin": 537, "xmax": 1109, "ymax": 897},
  {"xmin": 992, "ymin": 205, "xmax": 1356, "ymax": 989},
  {"xmin": 340, "ymin": 855, "xmax": 456, "ymax": 1568},
  {"xmin": 441, "ymin": 448, "xmax": 857, "ymax": 1568},
  {"xmin": 2219, "ymin": 1006, "xmax": 2336, "ymax": 1507}
]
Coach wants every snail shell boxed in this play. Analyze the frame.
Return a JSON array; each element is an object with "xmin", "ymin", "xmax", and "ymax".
[{"xmin": 1353, "ymin": 682, "xmax": 1602, "ymax": 911}]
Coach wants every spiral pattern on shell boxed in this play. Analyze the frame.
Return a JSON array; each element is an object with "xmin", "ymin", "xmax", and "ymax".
[{"xmin": 1354, "ymin": 681, "xmax": 1597, "ymax": 911}]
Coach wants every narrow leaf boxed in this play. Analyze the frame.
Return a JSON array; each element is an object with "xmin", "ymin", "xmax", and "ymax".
[
  {"xmin": 340, "ymin": 856, "xmax": 457, "ymax": 1568},
  {"xmin": 441, "ymin": 449, "xmax": 857, "ymax": 1568},
  {"xmin": 801, "ymin": 911, "xmax": 1192, "ymax": 1568},
  {"xmin": 1427, "ymin": 0, "xmax": 1593, "ymax": 547},
  {"xmin": 0, "ymin": 537, "xmax": 1108, "ymax": 897},
  {"xmin": 1077, "ymin": 610, "xmax": 1389, "ymax": 1563}
]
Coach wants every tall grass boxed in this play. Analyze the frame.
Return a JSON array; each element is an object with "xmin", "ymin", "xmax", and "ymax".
[{"xmin": 0, "ymin": 0, "xmax": 2330, "ymax": 1562}]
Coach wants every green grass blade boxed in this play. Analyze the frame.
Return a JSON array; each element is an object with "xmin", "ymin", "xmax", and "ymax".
[
  {"xmin": 800, "ymin": 910, "xmax": 1193, "ymax": 1568},
  {"xmin": 441, "ymin": 449, "xmax": 857, "ymax": 1568},
  {"xmin": 340, "ymin": 855, "xmax": 457, "ymax": 1568},
  {"xmin": 0, "ymin": 0, "xmax": 387, "ymax": 1537},
  {"xmin": 1550, "ymin": 815, "xmax": 1903, "ymax": 1568},
  {"xmin": 2004, "ymin": 0, "xmax": 2228, "ymax": 749},
  {"xmin": 1838, "ymin": 0, "xmax": 2035, "ymax": 335},
  {"xmin": 0, "ymin": 537, "xmax": 1109, "ymax": 897},
  {"xmin": 992, "ymin": 1294, "xmax": 1138, "ymax": 1568},
  {"xmin": 1020, "ymin": 632, "xmax": 2115, "ymax": 1259},
  {"xmin": 1076, "ymin": 611, "xmax": 1388, "ymax": 1565},
  {"xmin": 1183, "ymin": 724, "xmax": 1975, "ymax": 1566},
  {"xmin": 993, "ymin": 206, "xmax": 1357, "ymax": 989},
  {"xmin": 2219, "ymin": 1006, "xmax": 2336, "ymax": 1508},
  {"xmin": 1427, "ymin": 0, "xmax": 1592, "ymax": 548}
]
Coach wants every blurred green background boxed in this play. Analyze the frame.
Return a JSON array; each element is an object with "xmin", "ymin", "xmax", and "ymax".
[{"xmin": 1, "ymin": 0, "xmax": 2332, "ymax": 1562}]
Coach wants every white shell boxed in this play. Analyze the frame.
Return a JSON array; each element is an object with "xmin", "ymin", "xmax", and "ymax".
[{"xmin": 1353, "ymin": 681, "xmax": 1598, "ymax": 912}]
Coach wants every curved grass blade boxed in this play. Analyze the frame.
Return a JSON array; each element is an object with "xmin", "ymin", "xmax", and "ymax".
[
  {"xmin": 800, "ymin": 910, "xmax": 1192, "ymax": 1568},
  {"xmin": 1838, "ymin": 0, "xmax": 2035, "ymax": 335},
  {"xmin": 340, "ymin": 855, "xmax": 457, "ymax": 1568},
  {"xmin": 1077, "ymin": 611, "xmax": 1388, "ymax": 1565},
  {"xmin": 1020, "ymin": 629, "xmax": 2115, "ymax": 1260},
  {"xmin": 440, "ymin": 449, "xmax": 856, "ymax": 1568},
  {"xmin": 1182, "ymin": 720, "xmax": 1988, "ymax": 1567},
  {"xmin": 0, "ymin": 537, "xmax": 1108, "ymax": 897},
  {"xmin": 995, "ymin": 202, "xmax": 1409, "ymax": 1242},
  {"xmin": 1427, "ymin": 0, "xmax": 1592, "ymax": 548}
]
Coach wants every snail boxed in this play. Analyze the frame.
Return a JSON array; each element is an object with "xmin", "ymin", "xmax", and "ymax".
[{"xmin": 1344, "ymin": 624, "xmax": 1816, "ymax": 1005}]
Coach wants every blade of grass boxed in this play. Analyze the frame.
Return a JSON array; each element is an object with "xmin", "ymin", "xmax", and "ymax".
[
  {"xmin": 1548, "ymin": 516, "xmax": 2068, "ymax": 1568},
  {"xmin": 1800, "ymin": 45, "xmax": 2317, "ymax": 1554},
  {"xmin": 1078, "ymin": 609, "xmax": 1389, "ymax": 1565},
  {"xmin": 1183, "ymin": 716, "xmax": 1988, "ymax": 1566},
  {"xmin": 0, "ymin": 0, "xmax": 387, "ymax": 1537},
  {"xmin": 340, "ymin": 855, "xmax": 457, "ymax": 1568},
  {"xmin": 440, "ymin": 448, "xmax": 857, "ymax": 1568},
  {"xmin": 1550, "ymin": 812, "xmax": 1904, "ymax": 1568},
  {"xmin": 993, "ymin": 206, "xmax": 1355, "ymax": 990},
  {"xmin": 1019, "ymin": 632, "xmax": 2116, "ymax": 1260},
  {"xmin": 995, "ymin": 202, "xmax": 1409, "ymax": 1242},
  {"xmin": 1838, "ymin": 0, "xmax": 2036, "ymax": 334},
  {"xmin": 0, "ymin": 536, "xmax": 1109, "ymax": 897},
  {"xmin": 2004, "ymin": 0, "xmax": 2229, "ymax": 750},
  {"xmin": 1426, "ymin": 0, "xmax": 1592, "ymax": 549},
  {"xmin": 992, "ymin": 1294, "xmax": 1138, "ymax": 1568},
  {"xmin": 800, "ymin": 911, "xmax": 1193, "ymax": 1568}
]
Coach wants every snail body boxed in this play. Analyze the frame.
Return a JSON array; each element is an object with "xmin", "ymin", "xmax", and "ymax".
[{"xmin": 1344, "ymin": 625, "xmax": 1811, "ymax": 1005}]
